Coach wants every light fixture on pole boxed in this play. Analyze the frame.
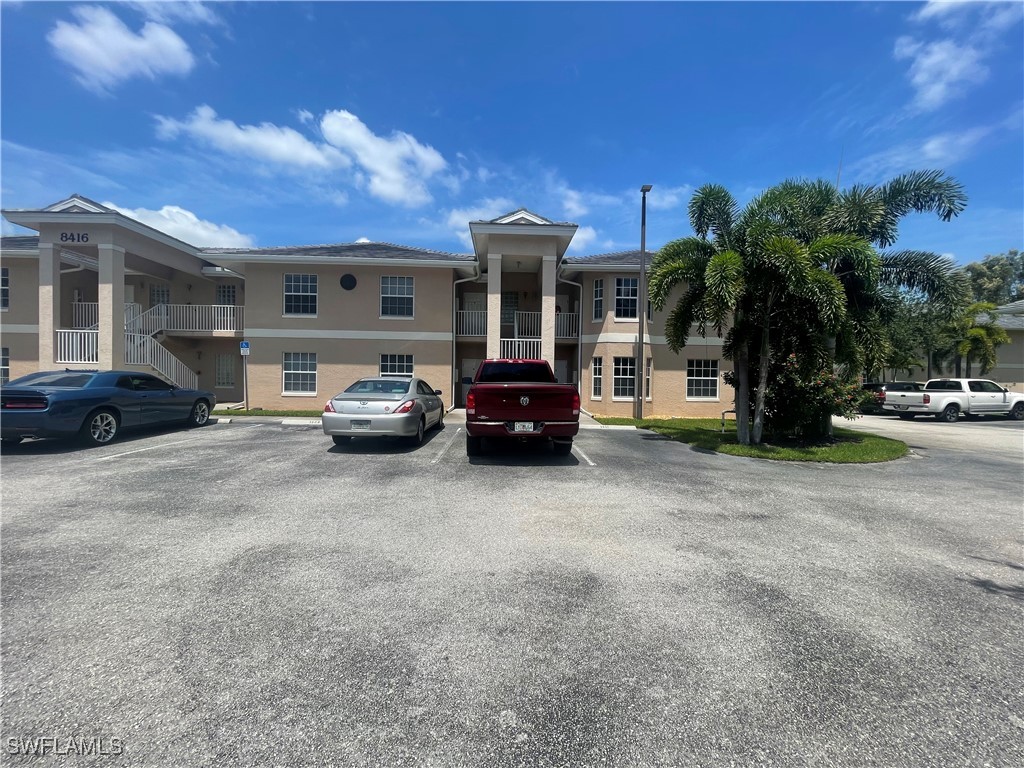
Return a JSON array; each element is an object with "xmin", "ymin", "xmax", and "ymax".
[{"xmin": 636, "ymin": 184, "xmax": 652, "ymax": 420}]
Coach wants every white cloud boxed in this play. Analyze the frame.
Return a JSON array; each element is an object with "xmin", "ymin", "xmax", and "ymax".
[
  {"xmin": 849, "ymin": 125, "xmax": 992, "ymax": 179},
  {"xmin": 567, "ymin": 226, "xmax": 599, "ymax": 254},
  {"xmin": 562, "ymin": 188, "xmax": 588, "ymax": 218},
  {"xmin": 445, "ymin": 197, "xmax": 515, "ymax": 248},
  {"xmin": 296, "ymin": 109, "xmax": 314, "ymax": 125},
  {"xmin": 103, "ymin": 202, "xmax": 254, "ymax": 247},
  {"xmin": 893, "ymin": 36, "xmax": 987, "ymax": 111},
  {"xmin": 128, "ymin": 1, "xmax": 220, "ymax": 26},
  {"xmin": 47, "ymin": 6, "xmax": 195, "ymax": 94},
  {"xmin": 355, "ymin": 237, "xmax": 371, "ymax": 244},
  {"xmin": 155, "ymin": 105, "xmax": 351, "ymax": 170},
  {"xmin": 646, "ymin": 184, "xmax": 692, "ymax": 211},
  {"xmin": 319, "ymin": 110, "xmax": 447, "ymax": 207}
]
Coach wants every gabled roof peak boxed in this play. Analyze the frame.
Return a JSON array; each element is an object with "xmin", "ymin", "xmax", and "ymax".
[{"xmin": 44, "ymin": 194, "xmax": 113, "ymax": 214}]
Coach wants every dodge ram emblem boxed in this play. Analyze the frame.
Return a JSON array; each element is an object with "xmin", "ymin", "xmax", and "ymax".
[{"xmin": 520, "ymin": 396, "xmax": 530, "ymax": 406}]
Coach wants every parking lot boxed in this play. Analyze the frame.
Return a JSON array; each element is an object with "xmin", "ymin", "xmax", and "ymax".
[{"xmin": 2, "ymin": 415, "xmax": 1022, "ymax": 766}]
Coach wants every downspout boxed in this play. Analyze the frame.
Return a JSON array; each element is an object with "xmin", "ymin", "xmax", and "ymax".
[
  {"xmin": 451, "ymin": 263, "xmax": 481, "ymax": 410},
  {"xmin": 557, "ymin": 270, "xmax": 584, "ymax": 391}
]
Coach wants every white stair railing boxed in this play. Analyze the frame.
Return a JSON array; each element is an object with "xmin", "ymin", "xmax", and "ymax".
[
  {"xmin": 56, "ymin": 330, "xmax": 99, "ymax": 364},
  {"xmin": 126, "ymin": 303, "xmax": 244, "ymax": 334},
  {"xmin": 456, "ymin": 310, "xmax": 486, "ymax": 336},
  {"xmin": 73, "ymin": 302, "xmax": 144, "ymax": 330},
  {"xmin": 125, "ymin": 333, "xmax": 198, "ymax": 389},
  {"xmin": 500, "ymin": 338, "xmax": 542, "ymax": 359}
]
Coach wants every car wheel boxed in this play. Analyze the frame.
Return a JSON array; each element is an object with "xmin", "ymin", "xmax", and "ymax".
[
  {"xmin": 466, "ymin": 435, "xmax": 482, "ymax": 456},
  {"xmin": 188, "ymin": 399, "xmax": 211, "ymax": 427},
  {"xmin": 553, "ymin": 440, "xmax": 573, "ymax": 456},
  {"xmin": 436, "ymin": 408, "xmax": 444, "ymax": 430},
  {"xmin": 409, "ymin": 418, "xmax": 425, "ymax": 446},
  {"xmin": 80, "ymin": 409, "xmax": 119, "ymax": 446},
  {"xmin": 937, "ymin": 404, "xmax": 959, "ymax": 423},
  {"xmin": 332, "ymin": 435, "xmax": 351, "ymax": 446},
  {"xmin": 1010, "ymin": 402, "xmax": 1024, "ymax": 421},
  {"xmin": 1, "ymin": 437, "xmax": 23, "ymax": 446},
  {"xmin": 897, "ymin": 413, "xmax": 915, "ymax": 420}
]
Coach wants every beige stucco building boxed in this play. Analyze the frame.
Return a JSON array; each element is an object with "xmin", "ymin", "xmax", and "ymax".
[{"xmin": 2, "ymin": 195, "xmax": 737, "ymax": 416}]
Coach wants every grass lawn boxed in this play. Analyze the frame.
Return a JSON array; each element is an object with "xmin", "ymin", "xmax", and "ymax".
[{"xmin": 595, "ymin": 417, "xmax": 907, "ymax": 463}]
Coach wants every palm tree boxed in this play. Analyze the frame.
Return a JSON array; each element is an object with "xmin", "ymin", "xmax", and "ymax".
[{"xmin": 935, "ymin": 302, "xmax": 1011, "ymax": 377}]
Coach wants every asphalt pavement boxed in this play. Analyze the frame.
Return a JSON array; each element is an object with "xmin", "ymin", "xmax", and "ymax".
[{"xmin": 1, "ymin": 415, "xmax": 1021, "ymax": 767}]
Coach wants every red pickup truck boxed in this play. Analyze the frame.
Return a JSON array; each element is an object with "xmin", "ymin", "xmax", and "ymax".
[{"xmin": 463, "ymin": 359, "xmax": 580, "ymax": 456}]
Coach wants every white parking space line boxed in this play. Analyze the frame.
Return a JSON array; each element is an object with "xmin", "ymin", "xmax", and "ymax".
[
  {"xmin": 573, "ymin": 443, "xmax": 596, "ymax": 466},
  {"xmin": 431, "ymin": 427, "xmax": 462, "ymax": 464},
  {"xmin": 90, "ymin": 438, "xmax": 196, "ymax": 462}
]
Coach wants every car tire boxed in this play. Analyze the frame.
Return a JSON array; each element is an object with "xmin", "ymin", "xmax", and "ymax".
[
  {"xmin": 188, "ymin": 399, "xmax": 211, "ymax": 427},
  {"xmin": 553, "ymin": 440, "xmax": 573, "ymax": 456},
  {"xmin": 1010, "ymin": 402, "xmax": 1024, "ymax": 421},
  {"xmin": 80, "ymin": 409, "xmax": 119, "ymax": 446},
  {"xmin": 436, "ymin": 408, "xmax": 444, "ymax": 430},
  {"xmin": 466, "ymin": 435, "xmax": 482, "ymax": 457},
  {"xmin": 937, "ymin": 404, "xmax": 959, "ymax": 423},
  {"xmin": 332, "ymin": 435, "xmax": 351, "ymax": 446},
  {"xmin": 897, "ymin": 413, "xmax": 916, "ymax": 420},
  {"xmin": 408, "ymin": 418, "xmax": 425, "ymax": 446},
  {"xmin": 1, "ymin": 437, "xmax": 23, "ymax": 446}
]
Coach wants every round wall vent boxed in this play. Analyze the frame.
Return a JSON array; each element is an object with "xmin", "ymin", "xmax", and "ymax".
[{"xmin": 340, "ymin": 274, "xmax": 357, "ymax": 290}]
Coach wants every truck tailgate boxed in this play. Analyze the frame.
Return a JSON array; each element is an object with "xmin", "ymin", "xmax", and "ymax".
[{"xmin": 470, "ymin": 383, "xmax": 577, "ymax": 421}]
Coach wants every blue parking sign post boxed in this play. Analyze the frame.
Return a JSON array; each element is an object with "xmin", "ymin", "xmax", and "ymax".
[{"xmin": 240, "ymin": 341, "xmax": 250, "ymax": 410}]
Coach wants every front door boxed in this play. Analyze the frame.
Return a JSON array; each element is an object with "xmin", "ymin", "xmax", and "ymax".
[{"xmin": 554, "ymin": 359, "xmax": 568, "ymax": 384}]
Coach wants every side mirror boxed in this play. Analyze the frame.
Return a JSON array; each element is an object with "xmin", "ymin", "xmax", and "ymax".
[
  {"xmin": 461, "ymin": 377, "xmax": 472, "ymax": 385},
  {"xmin": 434, "ymin": 389, "xmax": 442, "ymax": 395}
]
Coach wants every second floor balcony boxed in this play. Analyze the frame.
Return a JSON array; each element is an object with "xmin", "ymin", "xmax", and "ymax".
[
  {"xmin": 71, "ymin": 302, "xmax": 244, "ymax": 334},
  {"xmin": 456, "ymin": 310, "xmax": 579, "ymax": 339}
]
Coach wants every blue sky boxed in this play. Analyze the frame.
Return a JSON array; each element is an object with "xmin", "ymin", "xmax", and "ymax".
[{"xmin": 1, "ymin": 1, "xmax": 1021, "ymax": 264}]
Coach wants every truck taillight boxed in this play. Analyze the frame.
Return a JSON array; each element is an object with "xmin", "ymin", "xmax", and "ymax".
[
  {"xmin": 923, "ymin": 393, "xmax": 930, "ymax": 405},
  {"xmin": 394, "ymin": 400, "xmax": 415, "ymax": 414},
  {"xmin": 572, "ymin": 391, "xmax": 580, "ymax": 414},
  {"xmin": 466, "ymin": 391, "xmax": 475, "ymax": 414},
  {"xmin": 323, "ymin": 400, "xmax": 336, "ymax": 413}
]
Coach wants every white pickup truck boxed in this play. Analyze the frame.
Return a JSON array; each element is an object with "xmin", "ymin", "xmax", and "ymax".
[{"xmin": 882, "ymin": 378, "xmax": 1024, "ymax": 422}]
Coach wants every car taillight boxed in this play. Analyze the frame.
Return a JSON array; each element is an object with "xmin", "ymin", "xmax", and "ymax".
[
  {"xmin": 323, "ymin": 400, "xmax": 336, "ymax": 413},
  {"xmin": 923, "ymin": 393, "xmax": 930, "ymax": 405},
  {"xmin": 394, "ymin": 400, "xmax": 415, "ymax": 414},
  {"xmin": 572, "ymin": 391, "xmax": 580, "ymax": 414},
  {"xmin": 466, "ymin": 391, "xmax": 475, "ymax": 414},
  {"xmin": 878, "ymin": 391, "xmax": 886, "ymax": 402}
]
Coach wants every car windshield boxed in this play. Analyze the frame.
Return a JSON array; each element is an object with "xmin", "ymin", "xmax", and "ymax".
[
  {"xmin": 344, "ymin": 379, "xmax": 411, "ymax": 394},
  {"xmin": 6, "ymin": 372, "xmax": 96, "ymax": 388}
]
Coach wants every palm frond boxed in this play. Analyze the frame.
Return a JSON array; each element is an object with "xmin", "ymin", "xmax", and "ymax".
[
  {"xmin": 688, "ymin": 184, "xmax": 739, "ymax": 246},
  {"xmin": 648, "ymin": 237, "xmax": 714, "ymax": 310},
  {"xmin": 879, "ymin": 250, "xmax": 968, "ymax": 315},
  {"xmin": 872, "ymin": 170, "xmax": 968, "ymax": 247}
]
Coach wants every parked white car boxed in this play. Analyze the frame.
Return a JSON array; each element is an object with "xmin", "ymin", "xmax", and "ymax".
[{"xmin": 882, "ymin": 378, "xmax": 1024, "ymax": 422}]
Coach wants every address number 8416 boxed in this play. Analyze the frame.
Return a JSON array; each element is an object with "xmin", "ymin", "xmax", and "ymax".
[{"xmin": 60, "ymin": 232, "xmax": 89, "ymax": 243}]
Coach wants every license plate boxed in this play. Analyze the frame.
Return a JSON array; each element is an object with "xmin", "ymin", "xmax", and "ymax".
[
  {"xmin": 351, "ymin": 420, "xmax": 370, "ymax": 430},
  {"xmin": 514, "ymin": 421, "xmax": 534, "ymax": 432}
]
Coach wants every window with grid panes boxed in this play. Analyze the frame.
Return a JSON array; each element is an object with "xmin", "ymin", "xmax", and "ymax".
[
  {"xmin": 1, "ymin": 267, "xmax": 8, "ymax": 310},
  {"xmin": 500, "ymin": 291, "xmax": 518, "ymax": 324},
  {"xmin": 380, "ymin": 276, "xmax": 414, "ymax": 317},
  {"xmin": 215, "ymin": 354, "xmax": 234, "ymax": 388},
  {"xmin": 613, "ymin": 357, "xmax": 636, "ymax": 398},
  {"xmin": 592, "ymin": 279, "xmax": 604, "ymax": 321},
  {"xmin": 150, "ymin": 283, "xmax": 170, "ymax": 306},
  {"xmin": 284, "ymin": 274, "xmax": 317, "ymax": 315},
  {"xmin": 215, "ymin": 285, "xmax": 236, "ymax": 305},
  {"xmin": 645, "ymin": 357, "xmax": 652, "ymax": 400},
  {"xmin": 591, "ymin": 357, "xmax": 603, "ymax": 398},
  {"xmin": 283, "ymin": 352, "xmax": 317, "ymax": 393},
  {"xmin": 1, "ymin": 347, "xmax": 8, "ymax": 384},
  {"xmin": 686, "ymin": 359, "xmax": 719, "ymax": 399},
  {"xmin": 614, "ymin": 277, "xmax": 638, "ymax": 319},
  {"xmin": 380, "ymin": 354, "xmax": 414, "ymax": 377}
]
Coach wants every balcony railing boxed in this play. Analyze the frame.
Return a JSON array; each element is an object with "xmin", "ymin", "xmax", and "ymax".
[
  {"xmin": 514, "ymin": 311, "xmax": 541, "ymax": 338},
  {"xmin": 56, "ymin": 330, "xmax": 99, "ymax": 364},
  {"xmin": 456, "ymin": 310, "xmax": 486, "ymax": 336},
  {"xmin": 500, "ymin": 338, "xmax": 542, "ymax": 359},
  {"xmin": 72, "ymin": 302, "xmax": 142, "ymax": 330},
  {"xmin": 128, "ymin": 304, "xmax": 244, "ymax": 334},
  {"xmin": 556, "ymin": 313, "xmax": 579, "ymax": 339}
]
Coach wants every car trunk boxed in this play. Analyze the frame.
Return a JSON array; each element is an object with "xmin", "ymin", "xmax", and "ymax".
[{"xmin": 328, "ymin": 393, "xmax": 407, "ymax": 415}]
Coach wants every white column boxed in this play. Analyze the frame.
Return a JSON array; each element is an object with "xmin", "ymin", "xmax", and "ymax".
[
  {"xmin": 98, "ymin": 244, "xmax": 126, "ymax": 370},
  {"xmin": 540, "ymin": 255, "xmax": 556, "ymax": 364},
  {"xmin": 486, "ymin": 252, "xmax": 502, "ymax": 358},
  {"xmin": 37, "ymin": 242, "xmax": 61, "ymax": 368}
]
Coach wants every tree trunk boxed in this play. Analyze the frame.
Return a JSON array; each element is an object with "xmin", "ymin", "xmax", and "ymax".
[
  {"xmin": 926, "ymin": 347, "xmax": 932, "ymax": 379},
  {"xmin": 734, "ymin": 342, "xmax": 751, "ymax": 446},
  {"xmin": 751, "ymin": 326, "xmax": 770, "ymax": 445},
  {"xmin": 955, "ymin": 356, "xmax": 962, "ymax": 377},
  {"xmin": 965, "ymin": 355, "xmax": 972, "ymax": 378}
]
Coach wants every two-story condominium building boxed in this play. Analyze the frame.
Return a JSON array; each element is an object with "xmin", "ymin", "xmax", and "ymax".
[{"xmin": 1, "ymin": 195, "xmax": 732, "ymax": 417}]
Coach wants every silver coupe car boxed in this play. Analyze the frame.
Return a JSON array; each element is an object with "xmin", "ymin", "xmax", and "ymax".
[{"xmin": 322, "ymin": 377, "xmax": 445, "ymax": 446}]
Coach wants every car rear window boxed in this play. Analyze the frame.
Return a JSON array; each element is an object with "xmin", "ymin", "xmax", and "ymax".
[
  {"xmin": 476, "ymin": 362, "xmax": 555, "ymax": 383},
  {"xmin": 6, "ymin": 372, "xmax": 96, "ymax": 388},
  {"xmin": 925, "ymin": 380, "xmax": 963, "ymax": 391},
  {"xmin": 345, "ymin": 379, "xmax": 411, "ymax": 394}
]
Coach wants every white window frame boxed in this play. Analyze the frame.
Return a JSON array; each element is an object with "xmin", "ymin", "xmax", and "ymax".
[
  {"xmin": 215, "ymin": 353, "xmax": 235, "ymax": 389},
  {"xmin": 380, "ymin": 276, "xmax": 414, "ymax": 319},
  {"xmin": 686, "ymin": 359, "xmax": 720, "ymax": 401},
  {"xmin": 591, "ymin": 356, "xmax": 603, "ymax": 399},
  {"xmin": 645, "ymin": 357, "xmax": 653, "ymax": 401},
  {"xmin": 1, "ymin": 267, "xmax": 9, "ymax": 311},
  {"xmin": 1, "ymin": 346, "xmax": 8, "ymax": 384},
  {"xmin": 612, "ymin": 356, "xmax": 636, "ymax": 400},
  {"xmin": 282, "ymin": 352, "xmax": 317, "ymax": 395},
  {"xmin": 592, "ymin": 279, "xmax": 604, "ymax": 322},
  {"xmin": 283, "ymin": 274, "xmax": 318, "ymax": 317},
  {"xmin": 614, "ymin": 277, "xmax": 638, "ymax": 320},
  {"xmin": 380, "ymin": 354, "xmax": 414, "ymax": 377}
]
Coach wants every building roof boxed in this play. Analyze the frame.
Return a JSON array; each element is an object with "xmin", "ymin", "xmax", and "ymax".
[
  {"xmin": 564, "ymin": 249, "xmax": 644, "ymax": 266},
  {"xmin": 0, "ymin": 236, "xmax": 40, "ymax": 252},
  {"xmin": 200, "ymin": 241, "xmax": 474, "ymax": 262},
  {"xmin": 475, "ymin": 208, "xmax": 573, "ymax": 226},
  {"xmin": 993, "ymin": 299, "xmax": 1024, "ymax": 315}
]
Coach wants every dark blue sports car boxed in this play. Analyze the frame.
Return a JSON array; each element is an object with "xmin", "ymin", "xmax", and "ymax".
[{"xmin": 1, "ymin": 370, "xmax": 217, "ymax": 446}]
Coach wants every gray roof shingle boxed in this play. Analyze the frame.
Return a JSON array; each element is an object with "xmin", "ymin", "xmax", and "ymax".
[{"xmin": 200, "ymin": 242, "xmax": 474, "ymax": 261}]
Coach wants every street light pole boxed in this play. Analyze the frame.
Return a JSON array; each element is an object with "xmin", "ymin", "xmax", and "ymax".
[{"xmin": 636, "ymin": 184, "xmax": 652, "ymax": 420}]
